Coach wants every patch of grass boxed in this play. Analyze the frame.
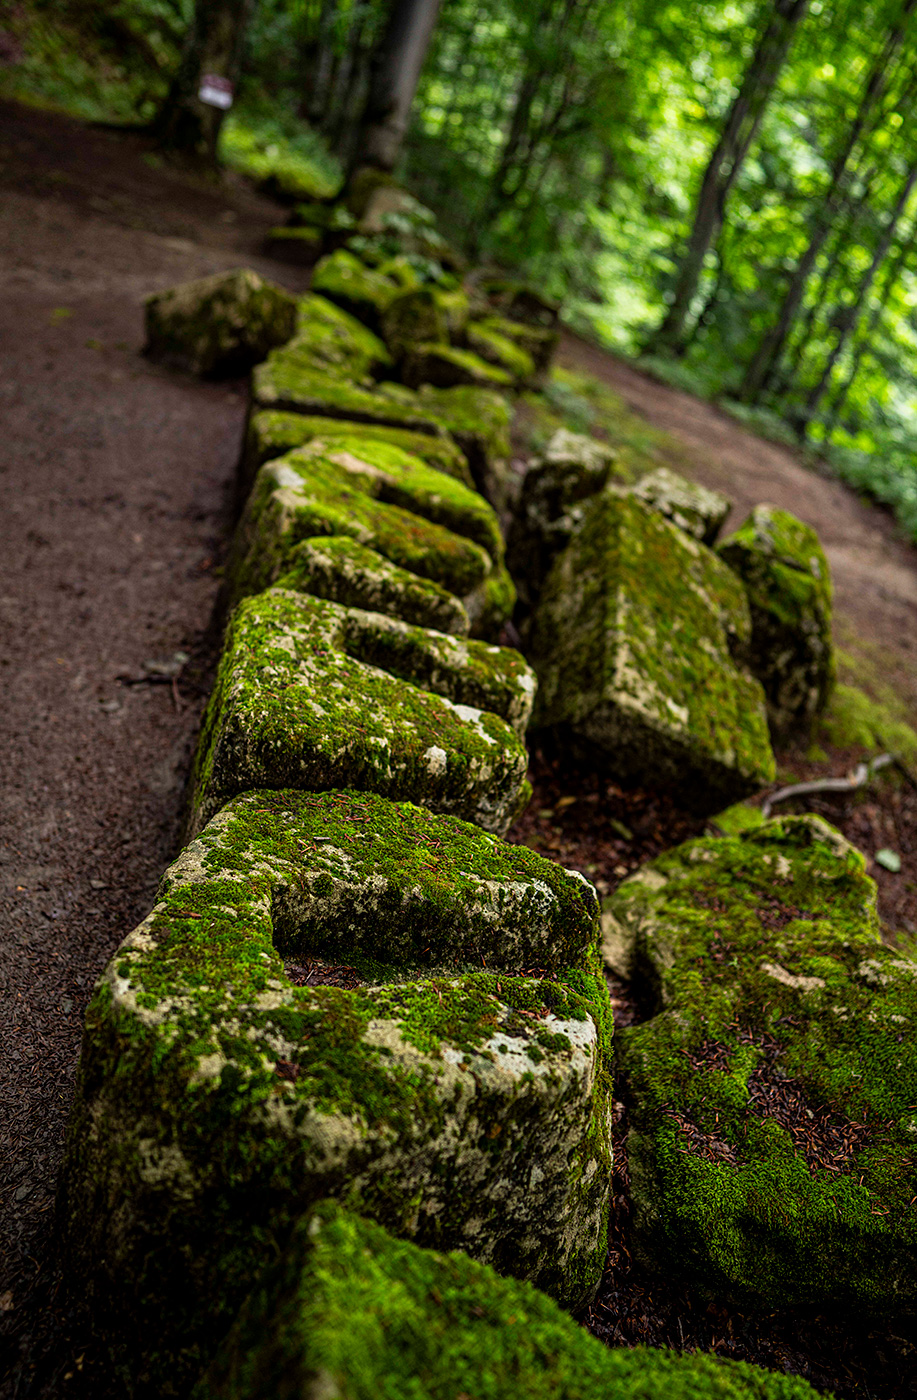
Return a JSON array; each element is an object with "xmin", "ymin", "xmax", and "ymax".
[{"xmin": 219, "ymin": 104, "xmax": 341, "ymax": 201}]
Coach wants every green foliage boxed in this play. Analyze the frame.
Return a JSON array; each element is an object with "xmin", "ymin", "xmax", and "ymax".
[{"xmin": 219, "ymin": 102, "xmax": 341, "ymax": 199}]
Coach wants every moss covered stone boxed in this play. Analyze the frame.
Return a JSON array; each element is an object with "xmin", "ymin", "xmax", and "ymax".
[
  {"xmin": 474, "ymin": 278, "xmax": 561, "ymax": 331},
  {"xmin": 402, "ymin": 343, "xmax": 515, "ymax": 393},
  {"xmin": 628, "ymin": 467, "xmax": 732, "ymax": 546},
  {"xmin": 276, "ymin": 536, "xmax": 470, "ymax": 635},
  {"xmin": 507, "ymin": 429, "xmax": 617, "ymax": 615},
  {"xmin": 529, "ymin": 494, "xmax": 775, "ymax": 811},
  {"xmin": 394, "ymin": 383, "xmax": 514, "ymax": 513},
  {"xmin": 251, "ymin": 356, "xmax": 442, "ymax": 435},
  {"xmin": 466, "ymin": 319, "xmax": 536, "ymax": 385},
  {"xmin": 291, "ymin": 292, "xmax": 392, "ymax": 378},
  {"xmin": 310, "ymin": 248, "xmax": 400, "ymax": 329},
  {"xmin": 189, "ymin": 588, "xmax": 534, "ymax": 833},
  {"xmin": 239, "ymin": 410, "xmax": 472, "ymax": 500},
  {"xmin": 718, "ymin": 506, "xmax": 834, "ymax": 739},
  {"xmin": 144, "ymin": 268, "xmax": 297, "ymax": 376},
  {"xmin": 195, "ymin": 1202, "xmax": 827, "ymax": 1400},
  {"xmin": 609, "ymin": 814, "xmax": 917, "ymax": 1311},
  {"xmin": 380, "ymin": 286, "xmax": 448, "ymax": 358},
  {"xmin": 228, "ymin": 450, "xmax": 495, "ymax": 608},
  {"xmin": 264, "ymin": 225, "xmax": 323, "ymax": 265},
  {"xmin": 61, "ymin": 791, "xmax": 610, "ymax": 1389},
  {"xmin": 477, "ymin": 313, "xmax": 559, "ymax": 379}
]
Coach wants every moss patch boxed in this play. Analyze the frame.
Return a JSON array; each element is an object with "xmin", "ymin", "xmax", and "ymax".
[
  {"xmin": 612, "ymin": 814, "xmax": 917, "ymax": 1310},
  {"xmin": 189, "ymin": 588, "xmax": 533, "ymax": 834},
  {"xmin": 403, "ymin": 343, "xmax": 514, "ymax": 392},
  {"xmin": 311, "ymin": 248, "xmax": 400, "ymax": 329},
  {"xmin": 291, "ymin": 292, "xmax": 392, "ymax": 377},
  {"xmin": 466, "ymin": 319, "xmax": 536, "ymax": 384},
  {"xmin": 530, "ymin": 493, "xmax": 775, "ymax": 811},
  {"xmin": 144, "ymin": 269, "xmax": 296, "ymax": 377},
  {"xmin": 251, "ymin": 357, "xmax": 441, "ymax": 435},
  {"xmin": 195, "ymin": 1202, "xmax": 828, "ymax": 1400}
]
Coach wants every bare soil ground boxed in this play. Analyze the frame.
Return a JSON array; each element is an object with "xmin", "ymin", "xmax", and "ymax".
[{"xmin": 1, "ymin": 98, "xmax": 916, "ymax": 1400}]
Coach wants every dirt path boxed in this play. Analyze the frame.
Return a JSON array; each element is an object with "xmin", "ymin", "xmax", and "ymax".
[
  {"xmin": 0, "ymin": 102, "xmax": 310, "ymax": 1395},
  {"xmin": 561, "ymin": 335, "xmax": 917, "ymax": 721}
]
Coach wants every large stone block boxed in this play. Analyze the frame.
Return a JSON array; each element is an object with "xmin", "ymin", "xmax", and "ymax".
[
  {"xmin": 402, "ymin": 343, "xmax": 514, "ymax": 393},
  {"xmin": 144, "ymin": 269, "xmax": 297, "ymax": 376},
  {"xmin": 239, "ymin": 410, "xmax": 472, "ymax": 501},
  {"xmin": 195, "ymin": 1203, "xmax": 826, "ymax": 1400},
  {"xmin": 718, "ymin": 505, "xmax": 834, "ymax": 739},
  {"xmin": 275, "ymin": 536, "xmax": 470, "ymax": 635},
  {"xmin": 62, "ymin": 791, "xmax": 610, "ymax": 1391},
  {"xmin": 310, "ymin": 248, "xmax": 400, "ymax": 329},
  {"xmin": 465, "ymin": 318, "xmax": 536, "ymax": 385},
  {"xmin": 251, "ymin": 357, "xmax": 442, "ymax": 435},
  {"xmin": 386, "ymin": 383, "xmax": 514, "ymax": 514},
  {"xmin": 529, "ymin": 494, "xmax": 775, "ymax": 810},
  {"xmin": 609, "ymin": 815, "xmax": 917, "ymax": 1311},
  {"xmin": 291, "ymin": 292, "xmax": 392, "ymax": 378},
  {"xmin": 189, "ymin": 589, "xmax": 534, "ymax": 833}
]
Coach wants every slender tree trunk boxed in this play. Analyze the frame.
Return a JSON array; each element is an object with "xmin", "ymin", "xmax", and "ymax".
[
  {"xmin": 648, "ymin": 0, "xmax": 810, "ymax": 355},
  {"xmin": 325, "ymin": 2, "xmax": 369, "ymax": 147},
  {"xmin": 801, "ymin": 159, "xmax": 917, "ymax": 426},
  {"xmin": 349, "ymin": 0, "xmax": 443, "ymax": 177},
  {"xmin": 740, "ymin": 0, "xmax": 917, "ymax": 401},
  {"xmin": 154, "ymin": 0, "xmax": 252, "ymax": 164},
  {"xmin": 302, "ymin": 0, "xmax": 339, "ymax": 123}
]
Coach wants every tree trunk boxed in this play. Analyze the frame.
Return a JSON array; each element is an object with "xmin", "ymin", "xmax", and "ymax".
[
  {"xmin": 349, "ymin": 0, "xmax": 443, "ymax": 176},
  {"xmin": 304, "ymin": 0, "xmax": 340, "ymax": 126},
  {"xmin": 154, "ymin": 0, "xmax": 252, "ymax": 165},
  {"xmin": 648, "ymin": 0, "xmax": 810, "ymax": 356},
  {"xmin": 740, "ymin": 0, "xmax": 917, "ymax": 401}
]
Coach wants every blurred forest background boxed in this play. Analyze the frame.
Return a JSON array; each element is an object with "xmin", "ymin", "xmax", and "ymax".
[{"xmin": 4, "ymin": 0, "xmax": 917, "ymax": 542}]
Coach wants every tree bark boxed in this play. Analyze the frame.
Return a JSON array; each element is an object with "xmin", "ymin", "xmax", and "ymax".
[
  {"xmin": 349, "ymin": 0, "xmax": 444, "ymax": 176},
  {"xmin": 154, "ymin": 0, "xmax": 252, "ymax": 165},
  {"xmin": 648, "ymin": 0, "xmax": 810, "ymax": 356},
  {"xmin": 740, "ymin": 0, "xmax": 917, "ymax": 401},
  {"xmin": 304, "ymin": 0, "xmax": 340, "ymax": 126}
]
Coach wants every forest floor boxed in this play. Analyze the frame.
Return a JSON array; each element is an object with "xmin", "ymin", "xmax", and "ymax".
[{"xmin": 0, "ymin": 99, "xmax": 915, "ymax": 1399}]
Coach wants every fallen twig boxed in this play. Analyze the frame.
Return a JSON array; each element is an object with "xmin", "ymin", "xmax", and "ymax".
[{"xmin": 761, "ymin": 754, "xmax": 893, "ymax": 819}]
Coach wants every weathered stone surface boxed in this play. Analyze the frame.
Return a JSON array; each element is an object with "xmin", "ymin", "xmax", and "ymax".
[
  {"xmin": 609, "ymin": 815, "xmax": 917, "ymax": 1311},
  {"xmin": 718, "ymin": 505, "xmax": 834, "ymax": 738},
  {"xmin": 196, "ymin": 1203, "xmax": 826, "ymax": 1400},
  {"xmin": 144, "ymin": 269, "xmax": 297, "ymax": 376},
  {"xmin": 402, "ymin": 343, "xmax": 514, "ymax": 393},
  {"xmin": 380, "ymin": 286, "xmax": 448, "ymax": 358},
  {"xmin": 529, "ymin": 494, "xmax": 775, "ymax": 810},
  {"xmin": 507, "ymin": 429, "xmax": 617, "ymax": 614},
  {"xmin": 293, "ymin": 292, "xmax": 392, "ymax": 377},
  {"xmin": 62, "ymin": 791, "xmax": 609, "ymax": 1388},
  {"xmin": 394, "ymin": 384, "xmax": 514, "ymax": 513},
  {"xmin": 310, "ymin": 248, "xmax": 400, "ymax": 328},
  {"xmin": 239, "ymin": 410, "xmax": 472, "ymax": 498},
  {"xmin": 229, "ymin": 444, "xmax": 501, "ymax": 604},
  {"xmin": 275, "ymin": 536, "xmax": 470, "ymax": 635},
  {"xmin": 251, "ymin": 356, "xmax": 442, "ymax": 435},
  {"xmin": 628, "ymin": 467, "xmax": 731, "ymax": 546},
  {"xmin": 190, "ymin": 589, "xmax": 534, "ymax": 832},
  {"xmin": 466, "ymin": 318, "xmax": 536, "ymax": 385}
]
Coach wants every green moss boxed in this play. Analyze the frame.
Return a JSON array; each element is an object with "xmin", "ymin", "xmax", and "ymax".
[
  {"xmin": 311, "ymin": 248, "xmax": 400, "ymax": 328},
  {"xmin": 380, "ymin": 286, "xmax": 448, "ymax": 357},
  {"xmin": 275, "ymin": 536, "xmax": 470, "ymax": 635},
  {"xmin": 144, "ymin": 269, "xmax": 297, "ymax": 377},
  {"xmin": 476, "ymin": 314, "xmax": 559, "ymax": 377},
  {"xmin": 252, "ymin": 357, "xmax": 441, "ymax": 436},
  {"xmin": 466, "ymin": 320, "xmax": 536, "ymax": 384},
  {"xmin": 612, "ymin": 814, "xmax": 917, "ymax": 1309},
  {"xmin": 292, "ymin": 292, "xmax": 392, "ymax": 377},
  {"xmin": 229, "ymin": 451, "xmax": 493, "ymax": 606},
  {"xmin": 195, "ymin": 1202, "xmax": 828, "ymax": 1400},
  {"xmin": 530, "ymin": 493, "xmax": 775, "ymax": 811},
  {"xmin": 189, "ymin": 588, "xmax": 532, "ymax": 833},
  {"xmin": 240, "ymin": 410, "xmax": 473, "ymax": 497},
  {"xmin": 403, "ymin": 343, "xmax": 515, "ymax": 392},
  {"xmin": 819, "ymin": 677, "xmax": 917, "ymax": 770},
  {"xmin": 61, "ymin": 793, "xmax": 610, "ymax": 1390}
]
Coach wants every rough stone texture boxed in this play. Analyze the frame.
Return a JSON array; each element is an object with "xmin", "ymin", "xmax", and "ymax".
[
  {"xmin": 529, "ymin": 494, "xmax": 775, "ymax": 811},
  {"xmin": 292, "ymin": 292, "xmax": 392, "ymax": 378},
  {"xmin": 195, "ymin": 1203, "xmax": 826, "ymax": 1400},
  {"xmin": 608, "ymin": 815, "xmax": 917, "ymax": 1312},
  {"xmin": 507, "ymin": 429, "xmax": 617, "ymax": 614},
  {"xmin": 402, "ymin": 343, "xmax": 514, "ymax": 393},
  {"xmin": 466, "ymin": 318, "xmax": 536, "ymax": 385},
  {"xmin": 61, "ymin": 791, "xmax": 610, "ymax": 1390},
  {"xmin": 189, "ymin": 589, "xmax": 534, "ymax": 833},
  {"xmin": 251, "ymin": 352, "xmax": 442, "ymax": 436},
  {"xmin": 310, "ymin": 248, "xmax": 400, "ymax": 329},
  {"xmin": 275, "ymin": 536, "xmax": 470, "ymax": 635},
  {"xmin": 144, "ymin": 268, "xmax": 297, "ymax": 376},
  {"xmin": 228, "ymin": 446, "xmax": 504, "ymax": 613},
  {"xmin": 718, "ymin": 505, "xmax": 835, "ymax": 739},
  {"xmin": 239, "ymin": 410, "xmax": 472, "ymax": 500},
  {"xmin": 628, "ymin": 467, "xmax": 731, "ymax": 546}
]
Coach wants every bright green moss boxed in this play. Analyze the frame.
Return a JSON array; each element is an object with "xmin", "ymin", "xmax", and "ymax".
[
  {"xmin": 476, "ymin": 313, "xmax": 559, "ymax": 377},
  {"xmin": 403, "ymin": 343, "xmax": 515, "ymax": 392},
  {"xmin": 239, "ymin": 410, "xmax": 473, "ymax": 498},
  {"xmin": 530, "ymin": 493, "xmax": 775, "ymax": 811},
  {"xmin": 189, "ymin": 588, "xmax": 532, "ymax": 834},
  {"xmin": 275, "ymin": 536, "xmax": 470, "ymax": 635},
  {"xmin": 818, "ymin": 679, "xmax": 917, "ymax": 770},
  {"xmin": 195, "ymin": 1203, "xmax": 829, "ymax": 1400},
  {"xmin": 228, "ymin": 452, "xmax": 493, "ymax": 605},
  {"xmin": 251, "ymin": 357, "xmax": 441, "ymax": 434},
  {"xmin": 466, "ymin": 320, "xmax": 536, "ymax": 383},
  {"xmin": 291, "ymin": 292, "xmax": 392, "ymax": 377},
  {"xmin": 311, "ymin": 248, "xmax": 400, "ymax": 328},
  {"xmin": 612, "ymin": 814, "xmax": 917, "ymax": 1310}
]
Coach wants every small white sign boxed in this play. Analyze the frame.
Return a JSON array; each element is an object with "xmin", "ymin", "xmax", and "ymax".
[{"xmin": 198, "ymin": 74, "xmax": 234, "ymax": 109}]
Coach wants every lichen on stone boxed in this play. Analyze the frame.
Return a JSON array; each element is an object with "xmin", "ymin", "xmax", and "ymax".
[
  {"xmin": 61, "ymin": 791, "xmax": 610, "ymax": 1389},
  {"xmin": 144, "ymin": 269, "xmax": 297, "ymax": 377},
  {"xmin": 529, "ymin": 493, "xmax": 775, "ymax": 811},
  {"xmin": 718, "ymin": 505, "xmax": 834, "ymax": 739},
  {"xmin": 188, "ymin": 588, "xmax": 534, "ymax": 833},
  {"xmin": 611, "ymin": 814, "xmax": 917, "ymax": 1310}
]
